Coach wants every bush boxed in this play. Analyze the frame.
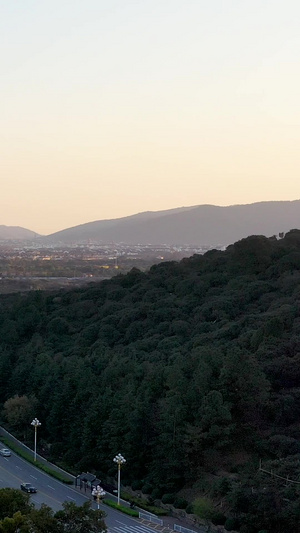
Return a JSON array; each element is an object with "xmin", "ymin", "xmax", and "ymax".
[
  {"xmin": 151, "ymin": 487, "xmax": 163, "ymax": 500},
  {"xmin": 211, "ymin": 512, "xmax": 226, "ymax": 525},
  {"xmin": 162, "ymin": 493, "xmax": 176, "ymax": 504},
  {"xmin": 103, "ymin": 499, "xmax": 139, "ymax": 517},
  {"xmin": 121, "ymin": 492, "xmax": 167, "ymax": 515},
  {"xmin": 225, "ymin": 517, "xmax": 240, "ymax": 531},
  {"xmin": 185, "ymin": 504, "xmax": 194, "ymax": 514},
  {"xmin": 173, "ymin": 497, "xmax": 188, "ymax": 509},
  {"xmin": 193, "ymin": 497, "xmax": 215, "ymax": 520},
  {"xmin": 213, "ymin": 476, "xmax": 232, "ymax": 496},
  {"xmin": 142, "ymin": 483, "xmax": 153, "ymax": 494}
]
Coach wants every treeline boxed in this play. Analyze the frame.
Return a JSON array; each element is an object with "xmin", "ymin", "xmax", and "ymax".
[{"xmin": 2, "ymin": 231, "xmax": 300, "ymax": 531}]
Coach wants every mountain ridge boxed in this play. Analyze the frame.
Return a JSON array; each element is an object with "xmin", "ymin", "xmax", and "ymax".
[
  {"xmin": 44, "ymin": 199, "xmax": 300, "ymax": 245},
  {"xmin": 0, "ymin": 225, "xmax": 40, "ymax": 240},
  {"xmin": 2, "ymin": 200, "xmax": 300, "ymax": 245}
]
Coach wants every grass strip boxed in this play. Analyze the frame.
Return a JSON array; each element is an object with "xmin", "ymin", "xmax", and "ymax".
[
  {"xmin": 103, "ymin": 499, "xmax": 139, "ymax": 517},
  {"xmin": 0, "ymin": 435, "xmax": 73, "ymax": 484}
]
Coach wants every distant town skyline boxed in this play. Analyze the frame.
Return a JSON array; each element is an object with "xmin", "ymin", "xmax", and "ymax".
[{"xmin": 1, "ymin": 1, "xmax": 300, "ymax": 235}]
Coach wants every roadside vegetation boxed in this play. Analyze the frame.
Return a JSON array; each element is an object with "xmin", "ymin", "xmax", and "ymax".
[{"xmin": 102, "ymin": 499, "xmax": 139, "ymax": 517}]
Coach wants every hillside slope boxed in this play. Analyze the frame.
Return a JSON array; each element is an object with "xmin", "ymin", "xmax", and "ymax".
[
  {"xmin": 0, "ymin": 225, "xmax": 40, "ymax": 240},
  {"xmin": 1, "ymin": 231, "xmax": 300, "ymax": 531}
]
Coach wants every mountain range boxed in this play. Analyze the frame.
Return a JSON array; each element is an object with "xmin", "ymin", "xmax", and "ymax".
[{"xmin": 3, "ymin": 200, "xmax": 300, "ymax": 246}]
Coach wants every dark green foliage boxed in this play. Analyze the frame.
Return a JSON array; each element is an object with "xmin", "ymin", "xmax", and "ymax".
[
  {"xmin": 0, "ymin": 498, "xmax": 107, "ymax": 533},
  {"xmin": 151, "ymin": 487, "xmax": 163, "ymax": 500},
  {"xmin": 173, "ymin": 497, "xmax": 188, "ymax": 509},
  {"xmin": 141, "ymin": 483, "xmax": 153, "ymax": 494},
  {"xmin": 103, "ymin": 499, "xmax": 138, "ymax": 517},
  {"xmin": 55, "ymin": 501, "xmax": 106, "ymax": 532},
  {"xmin": 131, "ymin": 480, "xmax": 143, "ymax": 491},
  {"xmin": 211, "ymin": 512, "xmax": 227, "ymax": 525},
  {"xmin": 161, "ymin": 494, "xmax": 176, "ymax": 504},
  {"xmin": 0, "ymin": 488, "xmax": 32, "ymax": 520},
  {"xmin": 224, "ymin": 517, "xmax": 240, "ymax": 531},
  {"xmin": 185, "ymin": 503, "xmax": 194, "ymax": 514},
  {"xmin": 2, "ymin": 232, "xmax": 300, "ymax": 531},
  {"xmin": 22, "ymin": 504, "xmax": 61, "ymax": 533}
]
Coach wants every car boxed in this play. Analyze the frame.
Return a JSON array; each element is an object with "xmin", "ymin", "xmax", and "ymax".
[
  {"xmin": 0, "ymin": 448, "xmax": 11, "ymax": 457},
  {"xmin": 20, "ymin": 482, "xmax": 37, "ymax": 493}
]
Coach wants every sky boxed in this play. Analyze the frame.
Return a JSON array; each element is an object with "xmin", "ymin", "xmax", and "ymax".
[{"xmin": 1, "ymin": 0, "xmax": 300, "ymax": 235}]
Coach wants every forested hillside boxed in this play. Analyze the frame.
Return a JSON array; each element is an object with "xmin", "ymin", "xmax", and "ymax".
[{"xmin": 2, "ymin": 230, "xmax": 300, "ymax": 531}]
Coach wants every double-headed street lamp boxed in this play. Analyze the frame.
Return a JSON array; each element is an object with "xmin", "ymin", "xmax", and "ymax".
[
  {"xmin": 113, "ymin": 453, "xmax": 126, "ymax": 505},
  {"xmin": 31, "ymin": 418, "xmax": 41, "ymax": 462},
  {"xmin": 92, "ymin": 485, "xmax": 106, "ymax": 509}
]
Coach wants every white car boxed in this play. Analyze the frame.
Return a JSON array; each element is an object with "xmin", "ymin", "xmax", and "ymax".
[{"xmin": 0, "ymin": 448, "xmax": 11, "ymax": 457}]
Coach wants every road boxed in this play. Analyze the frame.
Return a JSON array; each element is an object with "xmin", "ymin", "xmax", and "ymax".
[{"xmin": 0, "ymin": 443, "xmax": 160, "ymax": 533}]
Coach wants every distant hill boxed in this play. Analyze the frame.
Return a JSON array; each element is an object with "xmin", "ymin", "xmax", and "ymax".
[
  {"xmin": 0, "ymin": 225, "xmax": 40, "ymax": 240},
  {"xmin": 43, "ymin": 200, "xmax": 300, "ymax": 246}
]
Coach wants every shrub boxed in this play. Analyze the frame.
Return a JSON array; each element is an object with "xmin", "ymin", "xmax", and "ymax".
[
  {"xmin": 162, "ymin": 493, "xmax": 176, "ymax": 504},
  {"xmin": 225, "ymin": 517, "xmax": 240, "ymax": 531},
  {"xmin": 173, "ymin": 497, "xmax": 188, "ymax": 509},
  {"xmin": 151, "ymin": 487, "xmax": 163, "ymax": 500},
  {"xmin": 103, "ymin": 499, "xmax": 139, "ymax": 517},
  {"xmin": 211, "ymin": 512, "xmax": 226, "ymax": 525},
  {"xmin": 193, "ymin": 497, "xmax": 215, "ymax": 520},
  {"xmin": 185, "ymin": 503, "xmax": 194, "ymax": 514},
  {"xmin": 213, "ymin": 476, "xmax": 232, "ymax": 496},
  {"xmin": 142, "ymin": 483, "xmax": 153, "ymax": 494}
]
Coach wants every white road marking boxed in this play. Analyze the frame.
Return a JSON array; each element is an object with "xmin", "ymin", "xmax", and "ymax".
[
  {"xmin": 30, "ymin": 475, "xmax": 37, "ymax": 480},
  {"xmin": 116, "ymin": 522, "xmax": 152, "ymax": 530},
  {"xmin": 67, "ymin": 496, "xmax": 76, "ymax": 501},
  {"xmin": 47, "ymin": 485, "xmax": 55, "ymax": 490},
  {"xmin": 15, "ymin": 466, "xmax": 21, "ymax": 470},
  {"xmin": 112, "ymin": 526, "xmax": 154, "ymax": 533}
]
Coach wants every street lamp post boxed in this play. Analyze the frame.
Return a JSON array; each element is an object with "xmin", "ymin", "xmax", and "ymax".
[
  {"xmin": 92, "ymin": 485, "xmax": 106, "ymax": 509},
  {"xmin": 31, "ymin": 418, "xmax": 41, "ymax": 462},
  {"xmin": 113, "ymin": 453, "xmax": 126, "ymax": 505}
]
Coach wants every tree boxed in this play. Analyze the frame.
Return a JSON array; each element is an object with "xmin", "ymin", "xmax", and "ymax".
[
  {"xmin": 0, "ymin": 512, "xmax": 25, "ymax": 533},
  {"xmin": 20, "ymin": 504, "xmax": 60, "ymax": 533},
  {"xmin": 54, "ymin": 501, "xmax": 106, "ymax": 533},
  {"xmin": 0, "ymin": 489, "xmax": 32, "ymax": 520},
  {"xmin": 2, "ymin": 395, "xmax": 37, "ymax": 436}
]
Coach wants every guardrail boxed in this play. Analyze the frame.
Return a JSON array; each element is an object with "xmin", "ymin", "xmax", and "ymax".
[
  {"xmin": 139, "ymin": 512, "xmax": 164, "ymax": 526},
  {"xmin": 174, "ymin": 525, "xmax": 204, "ymax": 533}
]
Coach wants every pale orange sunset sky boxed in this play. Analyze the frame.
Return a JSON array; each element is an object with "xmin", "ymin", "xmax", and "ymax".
[{"xmin": 1, "ymin": 0, "xmax": 300, "ymax": 235}]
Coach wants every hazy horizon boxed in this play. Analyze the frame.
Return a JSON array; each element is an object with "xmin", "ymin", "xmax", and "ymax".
[{"xmin": 2, "ymin": 1, "xmax": 300, "ymax": 234}]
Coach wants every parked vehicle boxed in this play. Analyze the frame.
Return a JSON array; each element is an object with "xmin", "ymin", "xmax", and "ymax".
[
  {"xmin": 0, "ymin": 448, "xmax": 11, "ymax": 457},
  {"xmin": 20, "ymin": 482, "xmax": 37, "ymax": 493}
]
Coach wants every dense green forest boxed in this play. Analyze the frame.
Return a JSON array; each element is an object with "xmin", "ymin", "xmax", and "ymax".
[{"xmin": 2, "ymin": 230, "xmax": 300, "ymax": 532}]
